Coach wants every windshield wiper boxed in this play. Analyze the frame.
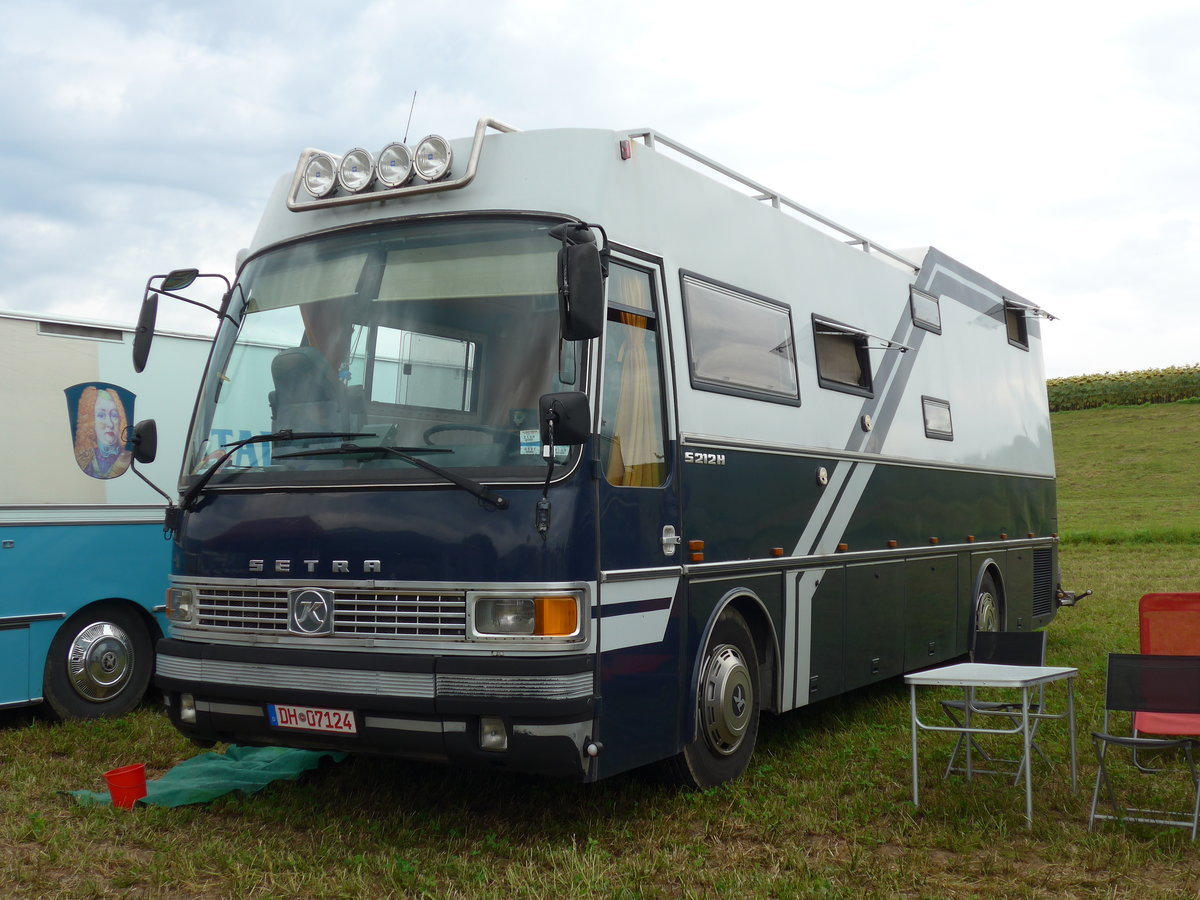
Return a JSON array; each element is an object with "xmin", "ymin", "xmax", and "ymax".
[
  {"xmin": 273, "ymin": 442, "xmax": 509, "ymax": 510},
  {"xmin": 180, "ymin": 430, "xmax": 370, "ymax": 511}
]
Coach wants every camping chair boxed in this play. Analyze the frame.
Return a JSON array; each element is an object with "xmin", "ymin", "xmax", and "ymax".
[
  {"xmin": 1088, "ymin": 653, "xmax": 1200, "ymax": 838},
  {"xmin": 941, "ymin": 630, "xmax": 1050, "ymax": 783},
  {"xmin": 1134, "ymin": 594, "xmax": 1200, "ymax": 770}
]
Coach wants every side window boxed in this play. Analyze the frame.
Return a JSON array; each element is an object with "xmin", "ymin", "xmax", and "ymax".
[
  {"xmin": 922, "ymin": 396, "xmax": 954, "ymax": 441},
  {"xmin": 681, "ymin": 273, "xmax": 799, "ymax": 405},
  {"xmin": 599, "ymin": 263, "xmax": 668, "ymax": 487},
  {"xmin": 813, "ymin": 317, "xmax": 873, "ymax": 397},
  {"xmin": 910, "ymin": 286, "xmax": 941, "ymax": 334},
  {"xmin": 1004, "ymin": 301, "xmax": 1029, "ymax": 350}
]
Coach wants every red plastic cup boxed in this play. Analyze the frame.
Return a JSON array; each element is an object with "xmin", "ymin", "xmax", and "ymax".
[{"xmin": 104, "ymin": 763, "xmax": 147, "ymax": 808}]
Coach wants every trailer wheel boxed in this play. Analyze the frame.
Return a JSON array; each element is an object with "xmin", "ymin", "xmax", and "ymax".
[
  {"xmin": 974, "ymin": 573, "xmax": 1002, "ymax": 633},
  {"xmin": 669, "ymin": 607, "xmax": 760, "ymax": 789},
  {"xmin": 42, "ymin": 603, "xmax": 153, "ymax": 720}
]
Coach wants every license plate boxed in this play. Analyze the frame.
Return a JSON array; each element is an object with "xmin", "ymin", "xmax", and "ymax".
[{"xmin": 267, "ymin": 703, "xmax": 357, "ymax": 734}]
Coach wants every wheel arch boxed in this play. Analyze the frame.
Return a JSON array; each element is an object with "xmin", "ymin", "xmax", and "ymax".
[{"xmin": 689, "ymin": 588, "xmax": 781, "ymax": 729}]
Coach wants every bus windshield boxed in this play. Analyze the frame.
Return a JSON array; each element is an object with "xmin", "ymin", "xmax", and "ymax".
[{"xmin": 185, "ymin": 217, "xmax": 582, "ymax": 486}]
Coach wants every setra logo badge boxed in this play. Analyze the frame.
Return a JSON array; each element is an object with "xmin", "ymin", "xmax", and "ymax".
[{"xmin": 288, "ymin": 588, "xmax": 335, "ymax": 636}]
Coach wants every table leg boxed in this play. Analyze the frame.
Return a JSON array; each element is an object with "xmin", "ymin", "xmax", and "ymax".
[
  {"xmin": 1067, "ymin": 677, "xmax": 1077, "ymax": 793},
  {"xmin": 1022, "ymin": 686, "xmax": 1033, "ymax": 826},
  {"xmin": 910, "ymin": 683, "xmax": 920, "ymax": 806},
  {"xmin": 964, "ymin": 686, "xmax": 974, "ymax": 780}
]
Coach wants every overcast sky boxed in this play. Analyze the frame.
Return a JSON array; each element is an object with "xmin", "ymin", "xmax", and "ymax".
[{"xmin": 1, "ymin": 0, "xmax": 1196, "ymax": 378}]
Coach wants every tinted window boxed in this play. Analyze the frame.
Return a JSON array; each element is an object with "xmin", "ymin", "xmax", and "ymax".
[{"xmin": 682, "ymin": 274, "xmax": 799, "ymax": 404}]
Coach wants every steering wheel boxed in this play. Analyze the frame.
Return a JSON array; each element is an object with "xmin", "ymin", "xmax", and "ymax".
[{"xmin": 422, "ymin": 424, "xmax": 511, "ymax": 447}]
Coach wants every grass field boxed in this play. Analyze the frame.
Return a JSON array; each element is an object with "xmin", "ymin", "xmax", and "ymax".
[{"xmin": 3, "ymin": 404, "xmax": 1199, "ymax": 898}]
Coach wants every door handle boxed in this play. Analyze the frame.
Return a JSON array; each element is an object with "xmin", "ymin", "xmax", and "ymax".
[{"xmin": 662, "ymin": 524, "xmax": 682, "ymax": 557}]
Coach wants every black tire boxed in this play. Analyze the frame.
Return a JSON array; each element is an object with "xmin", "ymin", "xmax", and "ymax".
[
  {"xmin": 42, "ymin": 603, "xmax": 153, "ymax": 720},
  {"xmin": 669, "ymin": 607, "xmax": 760, "ymax": 789},
  {"xmin": 974, "ymin": 572, "xmax": 1002, "ymax": 634}
]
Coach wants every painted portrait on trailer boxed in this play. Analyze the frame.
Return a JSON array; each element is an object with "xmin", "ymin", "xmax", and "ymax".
[{"xmin": 65, "ymin": 383, "xmax": 136, "ymax": 480}]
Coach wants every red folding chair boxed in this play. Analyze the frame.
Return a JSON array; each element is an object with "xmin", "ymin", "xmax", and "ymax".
[{"xmin": 1137, "ymin": 594, "xmax": 1200, "ymax": 739}]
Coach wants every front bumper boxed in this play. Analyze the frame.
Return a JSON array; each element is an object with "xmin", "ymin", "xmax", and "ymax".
[{"xmin": 155, "ymin": 639, "xmax": 597, "ymax": 779}]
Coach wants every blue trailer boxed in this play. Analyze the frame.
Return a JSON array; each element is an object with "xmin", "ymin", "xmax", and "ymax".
[{"xmin": 0, "ymin": 311, "xmax": 208, "ymax": 717}]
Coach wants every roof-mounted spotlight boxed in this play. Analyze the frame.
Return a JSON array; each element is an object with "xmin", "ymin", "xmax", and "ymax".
[
  {"xmin": 338, "ymin": 148, "xmax": 375, "ymax": 193},
  {"xmin": 302, "ymin": 152, "xmax": 339, "ymax": 198},
  {"xmin": 414, "ymin": 134, "xmax": 452, "ymax": 181},
  {"xmin": 376, "ymin": 142, "xmax": 415, "ymax": 187}
]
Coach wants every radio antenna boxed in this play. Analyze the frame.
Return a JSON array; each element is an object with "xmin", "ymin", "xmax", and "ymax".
[{"xmin": 402, "ymin": 91, "xmax": 417, "ymax": 144}]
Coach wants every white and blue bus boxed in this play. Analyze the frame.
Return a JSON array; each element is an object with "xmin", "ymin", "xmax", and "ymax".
[
  {"xmin": 0, "ymin": 311, "xmax": 208, "ymax": 718},
  {"xmin": 137, "ymin": 119, "xmax": 1074, "ymax": 785}
]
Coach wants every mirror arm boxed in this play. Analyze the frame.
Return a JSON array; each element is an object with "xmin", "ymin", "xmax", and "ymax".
[{"xmin": 148, "ymin": 285, "xmax": 238, "ymax": 326}]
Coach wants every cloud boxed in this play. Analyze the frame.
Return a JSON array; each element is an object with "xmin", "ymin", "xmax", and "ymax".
[{"xmin": 0, "ymin": 0, "xmax": 1196, "ymax": 376}]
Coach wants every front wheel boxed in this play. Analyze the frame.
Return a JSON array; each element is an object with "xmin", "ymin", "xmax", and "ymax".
[
  {"xmin": 42, "ymin": 603, "xmax": 153, "ymax": 720},
  {"xmin": 669, "ymin": 607, "xmax": 760, "ymax": 789}
]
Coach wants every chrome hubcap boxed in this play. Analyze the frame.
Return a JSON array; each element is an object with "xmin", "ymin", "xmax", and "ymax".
[
  {"xmin": 67, "ymin": 622, "xmax": 134, "ymax": 701},
  {"xmin": 976, "ymin": 590, "xmax": 1000, "ymax": 632},
  {"xmin": 699, "ymin": 643, "xmax": 754, "ymax": 756}
]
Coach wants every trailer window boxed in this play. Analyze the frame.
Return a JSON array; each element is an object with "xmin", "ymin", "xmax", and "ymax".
[
  {"xmin": 599, "ymin": 263, "xmax": 668, "ymax": 487},
  {"xmin": 369, "ymin": 328, "xmax": 477, "ymax": 411},
  {"xmin": 681, "ymin": 274, "xmax": 799, "ymax": 405},
  {"xmin": 1004, "ymin": 301, "xmax": 1029, "ymax": 350},
  {"xmin": 813, "ymin": 318, "xmax": 873, "ymax": 397}
]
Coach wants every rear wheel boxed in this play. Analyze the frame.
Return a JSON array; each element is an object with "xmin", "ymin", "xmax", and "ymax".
[
  {"xmin": 43, "ymin": 603, "xmax": 153, "ymax": 720},
  {"xmin": 974, "ymin": 573, "xmax": 1002, "ymax": 634},
  {"xmin": 670, "ymin": 607, "xmax": 760, "ymax": 788}
]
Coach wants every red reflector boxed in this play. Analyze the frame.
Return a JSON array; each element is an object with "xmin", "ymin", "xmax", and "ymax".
[{"xmin": 619, "ymin": 139, "xmax": 632, "ymax": 160}]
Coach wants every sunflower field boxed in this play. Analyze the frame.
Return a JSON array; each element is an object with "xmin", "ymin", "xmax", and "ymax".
[{"xmin": 1047, "ymin": 364, "xmax": 1200, "ymax": 411}]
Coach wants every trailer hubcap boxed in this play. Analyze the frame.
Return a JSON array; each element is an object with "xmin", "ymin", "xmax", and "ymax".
[
  {"xmin": 67, "ymin": 622, "xmax": 135, "ymax": 701},
  {"xmin": 699, "ymin": 644, "xmax": 754, "ymax": 756}
]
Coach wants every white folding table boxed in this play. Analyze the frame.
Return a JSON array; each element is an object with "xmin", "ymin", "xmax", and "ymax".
[{"xmin": 906, "ymin": 661, "xmax": 1078, "ymax": 826}]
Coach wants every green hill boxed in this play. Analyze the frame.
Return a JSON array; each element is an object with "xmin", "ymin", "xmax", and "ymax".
[{"xmin": 1052, "ymin": 402, "xmax": 1200, "ymax": 543}]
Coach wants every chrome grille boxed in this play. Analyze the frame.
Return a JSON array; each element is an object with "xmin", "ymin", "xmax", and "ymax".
[{"xmin": 195, "ymin": 586, "xmax": 467, "ymax": 638}]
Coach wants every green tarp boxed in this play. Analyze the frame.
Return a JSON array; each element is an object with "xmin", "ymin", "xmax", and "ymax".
[{"xmin": 70, "ymin": 745, "xmax": 346, "ymax": 808}]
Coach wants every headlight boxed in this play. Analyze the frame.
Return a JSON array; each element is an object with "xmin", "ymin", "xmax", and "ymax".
[
  {"xmin": 302, "ymin": 152, "xmax": 338, "ymax": 198},
  {"xmin": 414, "ymin": 134, "xmax": 452, "ymax": 181},
  {"xmin": 376, "ymin": 142, "xmax": 414, "ymax": 187},
  {"xmin": 166, "ymin": 587, "xmax": 195, "ymax": 623},
  {"xmin": 337, "ymin": 148, "xmax": 375, "ymax": 193},
  {"xmin": 472, "ymin": 594, "xmax": 582, "ymax": 638}
]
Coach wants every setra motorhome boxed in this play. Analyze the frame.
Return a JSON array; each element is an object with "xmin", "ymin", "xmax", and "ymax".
[{"xmin": 135, "ymin": 119, "xmax": 1075, "ymax": 786}]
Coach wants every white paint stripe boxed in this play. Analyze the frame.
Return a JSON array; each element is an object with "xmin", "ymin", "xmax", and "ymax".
[
  {"xmin": 788, "ymin": 568, "xmax": 825, "ymax": 710},
  {"xmin": 599, "ymin": 575, "xmax": 680, "ymax": 652},
  {"xmin": 791, "ymin": 460, "xmax": 853, "ymax": 558}
]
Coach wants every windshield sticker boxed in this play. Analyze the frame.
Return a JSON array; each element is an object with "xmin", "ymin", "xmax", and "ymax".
[
  {"xmin": 65, "ymin": 383, "xmax": 135, "ymax": 480},
  {"xmin": 520, "ymin": 429, "xmax": 540, "ymax": 455}
]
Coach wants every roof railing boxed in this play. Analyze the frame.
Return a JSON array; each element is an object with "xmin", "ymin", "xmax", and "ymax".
[{"xmin": 626, "ymin": 129, "xmax": 920, "ymax": 273}]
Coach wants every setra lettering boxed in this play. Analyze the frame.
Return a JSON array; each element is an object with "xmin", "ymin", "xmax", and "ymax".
[{"xmin": 248, "ymin": 559, "xmax": 382, "ymax": 574}]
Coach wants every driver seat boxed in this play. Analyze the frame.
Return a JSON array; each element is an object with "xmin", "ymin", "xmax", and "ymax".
[{"xmin": 269, "ymin": 346, "xmax": 346, "ymax": 433}]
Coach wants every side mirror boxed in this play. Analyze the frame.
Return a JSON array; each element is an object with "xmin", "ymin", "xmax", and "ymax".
[
  {"xmin": 552, "ymin": 223, "xmax": 606, "ymax": 341},
  {"xmin": 130, "ymin": 419, "xmax": 158, "ymax": 464},
  {"xmin": 161, "ymin": 268, "xmax": 200, "ymax": 291},
  {"xmin": 132, "ymin": 292, "xmax": 159, "ymax": 373},
  {"xmin": 539, "ymin": 391, "xmax": 591, "ymax": 446}
]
